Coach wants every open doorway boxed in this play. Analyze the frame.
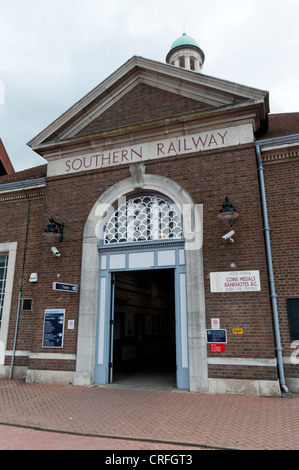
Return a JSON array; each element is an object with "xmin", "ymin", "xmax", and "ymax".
[{"xmin": 110, "ymin": 269, "xmax": 176, "ymax": 389}]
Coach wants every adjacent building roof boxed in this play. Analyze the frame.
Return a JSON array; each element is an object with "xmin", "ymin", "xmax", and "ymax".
[
  {"xmin": 0, "ymin": 164, "xmax": 47, "ymax": 186},
  {"xmin": 264, "ymin": 113, "xmax": 299, "ymax": 139},
  {"xmin": 0, "ymin": 139, "xmax": 15, "ymax": 176}
]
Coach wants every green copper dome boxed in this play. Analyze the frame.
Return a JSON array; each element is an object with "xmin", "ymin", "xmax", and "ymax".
[
  {"xmin": 170, "ymin": 32, "xmax": 200, "ymax": 51},
  {"xmin": 166, "ymin": 33, "xmax": 205, "ymax": 66}
]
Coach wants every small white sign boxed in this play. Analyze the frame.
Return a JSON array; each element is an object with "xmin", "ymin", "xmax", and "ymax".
[
  {"xmin": 210, "ymin": 271, "xmax": 261, "ymax": 293},
  {"xmin": 211, "ymin": 318, "xmax": 220, "ymax": 329},
  {"xmin": 29, "ymin": 273, "xmax": 38, "ymax": 283},
  {"xmin": 68, "ymin": 320, "xmax": 75, "ymax": 330}
]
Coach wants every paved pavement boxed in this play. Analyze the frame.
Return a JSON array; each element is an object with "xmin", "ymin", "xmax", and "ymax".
[{"xmin": 0, "ymin": 379, "xmax": 298, "ymax": 451}]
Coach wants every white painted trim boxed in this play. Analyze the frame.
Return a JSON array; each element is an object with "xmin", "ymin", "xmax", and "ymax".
[
  {"xmin": 110, "ymin": 253, "xmax": 126, "ymax": 270},
  {"xmin": 208, "ymin": 357, "xmax": 277, "ymax": 367},
  {"xmin": 5, "ymin": 350, "xmax": 31, "ymax": 357},
  {"xmin": 26, "ymin": 370, "xmax": 75, "ymax": 385},
  {"xmin": 6, "ymin": 350, "xmax": 76, "ymax": 360},
  {"xmin": 192, "ymin": 378, "xmax": 281, "ymax": 397},
  {"xmin": 283, "ymin": 356, "xmax": 297, "ymax": 364},
  {"xmin": 179, "ymin": 273, "xmax": 188, "ymax": 368},
  {"xmin": 128, "ymin": 251, "xmax": 154, "ymax": 269},
  {"xmin": 157, "ymin": 250, "xmax": 176, "ymax": 266},
  {"xmin": 30, "ymin": 353, "xmax": 76, "ymax": 360},
  {"xmin": 0, "ymin": 184, "xmax": 45, "ymax": 195},
  {"xmin": 0, "ymin": 242, "xmax": 18, "ymax": 366},
  {"xmin": 97, "ymin": 277, "xmax": 106, "ymax": 365}
]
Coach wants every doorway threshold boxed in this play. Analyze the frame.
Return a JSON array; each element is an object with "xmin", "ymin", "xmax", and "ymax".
[{"xmin": 93, "ymin": 371, "xmax": 177, "ymax": 392}]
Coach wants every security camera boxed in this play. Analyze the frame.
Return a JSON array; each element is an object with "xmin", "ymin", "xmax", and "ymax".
[
  {"xmin": 51, "ymin": 246, "xmax": 61, "ymax": 257},
  {"xmin": 222, "ymin": 230, "xmax": 235, "ymax": 243}
]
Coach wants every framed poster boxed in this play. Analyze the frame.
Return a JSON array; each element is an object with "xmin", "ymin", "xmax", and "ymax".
[
  {"xmin": 42, "ymin": 309, "xmax": 65, "ymax": 348},
  {"xmin": 206, "ymin": 329, "xmax": 227, "ymax": 344}
]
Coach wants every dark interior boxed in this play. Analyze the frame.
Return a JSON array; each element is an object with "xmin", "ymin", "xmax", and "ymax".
[{"xmin": 111, "ymin": 269, "xmax": 176, "ymax": 387}]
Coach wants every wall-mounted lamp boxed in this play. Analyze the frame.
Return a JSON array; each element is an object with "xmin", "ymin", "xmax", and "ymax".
[
  {"xmin": 217, "ymin": 196, "xmax": 239, "ymax": 226},
  {"xmin": 44, "ymin": 218, "xmax": 65, "ymax": 242}
]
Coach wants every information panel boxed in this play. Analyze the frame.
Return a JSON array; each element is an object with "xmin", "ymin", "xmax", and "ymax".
[
  {"xmin": 42, "ymin": 309, "xmax": 65, "ymax": 348},
  {"xmin": 206, "ymin": 329, "xmax": 227, "ymax": 344}
]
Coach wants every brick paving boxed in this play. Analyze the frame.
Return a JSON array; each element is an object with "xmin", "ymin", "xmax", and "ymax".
[
  {"xmin": 0, "ymin": 379, "xmax": 298, "ymax": 450},
  {"xmin": 0, "ymin": 424, "xmax": 199, "ymax": 450}
]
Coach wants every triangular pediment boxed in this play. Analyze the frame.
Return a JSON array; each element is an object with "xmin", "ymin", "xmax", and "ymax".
[
  {"xmin": 28, "ymin": 56, "xmax": 269, "ymax": 155},
  {"xmin": 73, "ymin": 82, "xmax": 214, "ymax": 139}
]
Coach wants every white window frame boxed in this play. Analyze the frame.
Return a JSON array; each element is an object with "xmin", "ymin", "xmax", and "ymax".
[
  {"xmin": 0, "ymin": 254, "xmax": 9, "ymax": 329},
  {"xmin": 0, "ymin": 242, "xmax": 17, "ymax": 368}
]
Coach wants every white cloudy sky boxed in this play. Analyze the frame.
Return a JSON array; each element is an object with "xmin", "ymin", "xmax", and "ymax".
[{"xmin": 0, "ymin": 0, "xmax": 299, "ymax": 172}]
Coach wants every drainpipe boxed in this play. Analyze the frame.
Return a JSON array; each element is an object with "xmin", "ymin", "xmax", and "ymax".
[
  {"xmin": 255, "ymin": 143, "xmax": 290, "ymax": 396},
  {"xmin": 9, "ymin": 189, "xmax": 31, "ymax": 379}
]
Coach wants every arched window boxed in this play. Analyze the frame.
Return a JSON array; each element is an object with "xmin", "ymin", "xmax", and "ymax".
[
  {"xmin": 179, "ymin": 57, "xmax": 185, "ymax": 68},
  {"xmin": 104, "ymin": 194, "xmax": 183, "ymax": 244}
]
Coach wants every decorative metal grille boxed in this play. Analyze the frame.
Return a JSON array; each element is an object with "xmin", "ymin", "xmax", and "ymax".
[
  {"xmin": 0, "ymin": 254, "xmax": 8, "ymax": 329},
  {"xmin": 104, "ymin": 195, "xmax": 183, "ymax": 244}
]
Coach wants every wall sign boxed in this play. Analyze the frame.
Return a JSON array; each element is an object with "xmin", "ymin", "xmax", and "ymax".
[
  {"xmin": 47, "ymin": 124, "xmax": 253, "ymax": 177},
  {"xmin": 232, "ymin": 328, "xmax": 243, "ymax": 335},
  {"xmin": 53, "ymin": 282, "xmax": 78, "ymax": 293},
  {"xmin": 42, "ymin": 309, "xmax": 65, "ymax": 348},
  {"xmin": 206, "ymin": 329, "xmax": 227, "ymax": 344},
  {"xmin": 211, "ymin": 318, "xmax": 220, "ymax": 329},
  {"xmin": 210, "ymin": 343, "xmax": 225, "ymax": 353},
  {"xmin": 210, "ymin": 271, "xmax": 261, "ymax": 293}
]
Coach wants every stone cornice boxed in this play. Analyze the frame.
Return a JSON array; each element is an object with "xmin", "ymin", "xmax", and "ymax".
[
  {"xmin": 0, "ymin": 180, "xmax": 45, "ymax": 202},
  {"xmin": 261, "ymin": 142, "xmax": 299, "ymax": 164}
]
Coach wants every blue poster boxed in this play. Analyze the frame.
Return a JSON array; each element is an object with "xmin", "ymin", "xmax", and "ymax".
[{"xmin": 42, "ymin": 309, "xmax": 65, "ymax": 348}]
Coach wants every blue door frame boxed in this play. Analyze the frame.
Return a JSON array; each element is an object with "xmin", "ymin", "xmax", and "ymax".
[{"xmin": 94, "ymin": 242, "xmax": 189, "ymax": 390}]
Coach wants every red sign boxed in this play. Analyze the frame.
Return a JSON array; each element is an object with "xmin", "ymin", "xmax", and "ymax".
[{"xmin": 210, "ymin": 343, "xmax": 225, "ymax": 353}]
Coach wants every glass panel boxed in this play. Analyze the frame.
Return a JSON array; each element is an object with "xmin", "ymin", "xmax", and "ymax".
[
  {"xmin": 104, "ymin": 195, "xmax": 183, "ymax": 245},
  {"xmin": 0, "ymin": 255, "xmax": 7, "ymax": 267},
  {"xmin": 0, "ymin": 254, "xmax": 8, "ymax": 328}
]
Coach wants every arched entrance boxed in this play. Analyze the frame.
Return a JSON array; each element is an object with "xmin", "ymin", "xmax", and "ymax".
[
  {"xmin": 95, "ymin": 193, "xmax": 188, "ymax": 389},
  {"xmin": 74, "ymin": 172, "xmax": 207, "ymax": 392}
]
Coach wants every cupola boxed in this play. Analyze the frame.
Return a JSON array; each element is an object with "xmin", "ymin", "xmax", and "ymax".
[{"xmin": 166, "ymin": 32, "xmax": 205, "ymax": 72}]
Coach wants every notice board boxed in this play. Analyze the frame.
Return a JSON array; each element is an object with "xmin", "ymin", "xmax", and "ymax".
[
  {"xmin": 206, "ymin": 329, "xmax": 227, "ymax": 344},
  {"xmin": 42, "ymin": 309, "xmax": 65, "ymax": 348}
]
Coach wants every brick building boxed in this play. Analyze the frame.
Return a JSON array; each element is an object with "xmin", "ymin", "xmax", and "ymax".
[{"xmin": 0, "ymin": 34, "xmax": 298, "ymax": 396}]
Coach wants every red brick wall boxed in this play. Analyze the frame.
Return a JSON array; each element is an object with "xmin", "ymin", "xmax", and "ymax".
[
  {"xmin": 74, "ymin": 82, "xmax": 211, "ymax": 139},
  {"xmin": 22, "ymin": 142, "xmax": 278, "ymax": 381},
  {"xmin": 3, "ymin": 82, "xmax": 296, "ymax": 387},
  {"xmin": 0, "ymin": 192, "xmax": 45, "ymax": 367},
  {"xmin": 263, "ymin": 158, "xmax": 299, "ymax": 379}
]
